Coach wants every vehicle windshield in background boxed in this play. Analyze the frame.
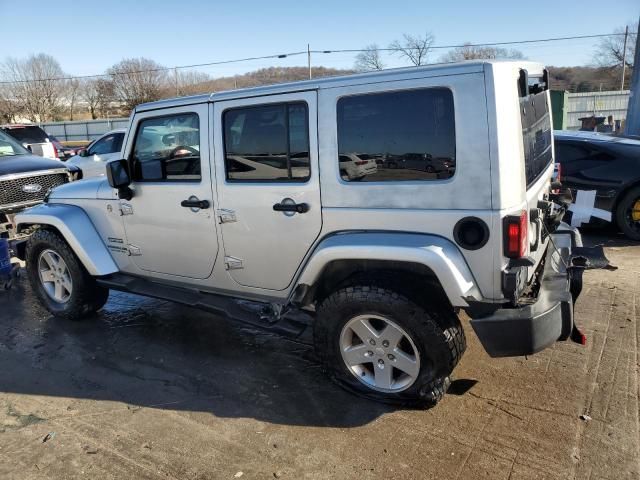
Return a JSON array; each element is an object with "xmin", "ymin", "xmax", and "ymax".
[
  {"xmin": 520, "ymin": 87, "xmax": 552, "ymax": 188},
  {"xmin": 0, "ymin": 130, "xmax": 30, "ymax": 157},
  {"xmin": 3, "ymin": 125, "xmax": 50, "ymax": 144}
]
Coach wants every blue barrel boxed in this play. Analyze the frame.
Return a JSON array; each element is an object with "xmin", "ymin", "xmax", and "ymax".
[{"xmin": 0, "ymin": 238, "xmax": 11, "ymax": 276}]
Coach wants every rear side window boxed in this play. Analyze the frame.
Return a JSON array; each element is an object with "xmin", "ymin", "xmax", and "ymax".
[
  {"xmin": 520, "ymin": 86, "xmax": 552, "ymax": 187},
  {"xmin": 3, "ymin": 126, "xmax": 49, "ymax": 144},
  {"xmin": 336, "ymin": 88, "xmax": 456, "ymax": 182},
  {"xmin": 223, "ymin": 102, "xmax": 310, "ymax": 182},
  {"xmin": 131, "ymin": 113, "xmax": 201, "ymax": 182}
]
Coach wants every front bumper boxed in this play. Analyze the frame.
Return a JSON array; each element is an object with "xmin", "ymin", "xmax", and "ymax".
[{"xmin": 470, "ymin": 227, "xmax": 581, "ymax": 357}]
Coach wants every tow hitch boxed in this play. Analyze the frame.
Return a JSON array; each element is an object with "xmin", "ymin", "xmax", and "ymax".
[{"xmin": 568, "ymin": 245, "xmax": 617, "ymax": 346}]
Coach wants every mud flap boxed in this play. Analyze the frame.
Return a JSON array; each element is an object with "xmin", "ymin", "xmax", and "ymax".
[{"xmin": 568, "ymin": 245, "xmax": 617, "ymax": 345}]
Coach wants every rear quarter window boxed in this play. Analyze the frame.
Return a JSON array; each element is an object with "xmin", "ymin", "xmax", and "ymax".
[{"xmin": 336, "ymin": 88, "xmax": 456, "ymax": 182}]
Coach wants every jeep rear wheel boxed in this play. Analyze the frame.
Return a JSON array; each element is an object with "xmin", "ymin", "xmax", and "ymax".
[
  {"xmin": 314, "ymin": 285, "xmax": 465, "ymax": 407},
  {"xmin": 26, "ymin": 229, "xmax": 109, "ymax": 320}
]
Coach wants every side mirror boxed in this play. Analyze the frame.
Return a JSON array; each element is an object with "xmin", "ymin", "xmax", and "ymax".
[
  {"xmin": 106, "ymin": 159, "xmax": 133, "ymax": 200},
  {"xmin": 78, "ymin": 149, "xmax": 89, "ymax": 157}
]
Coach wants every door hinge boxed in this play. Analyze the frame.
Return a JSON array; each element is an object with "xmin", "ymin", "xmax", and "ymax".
[
  {"xmin": 120, "ymin": 203, "xmax": 134, "ymax": 216},
  {"xmin": 127, "ymin": 244, "xmax": 142, "ymax": 256},
  {"xmin": 217, "ymin": 209, "xmax": 236, "ymax": 224},
  {"xmin": 224, "ymin": 256, "xmax": 243, "ymax": 270}
]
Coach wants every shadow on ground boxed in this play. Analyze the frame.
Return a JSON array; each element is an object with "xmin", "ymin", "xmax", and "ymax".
[
  {"xmin": 1, "ymin": 273, "xmax": 399, "ymax": 428},
  {"xmin": 3, "ymin": 231, "xmax": 633, "ymax": 430}
]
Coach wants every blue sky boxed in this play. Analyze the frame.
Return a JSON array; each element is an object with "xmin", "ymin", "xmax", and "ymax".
[{"xmin": 1, "ymin": 0, "xmax": 637, "ymax": 78}]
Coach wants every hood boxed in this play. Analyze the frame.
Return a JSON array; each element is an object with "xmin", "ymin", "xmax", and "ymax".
[
  {"xmin": 0, "ymin": 154, "xmax": 67, "ymax": 177},
  {"xmin": 49, "ymin": 176, "xmax": 107, "ymax": 200}
]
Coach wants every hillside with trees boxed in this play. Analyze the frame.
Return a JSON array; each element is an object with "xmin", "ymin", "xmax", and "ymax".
[{"xmin": 0, "ymin": 22, "xmax": 634, "ymax": 122}]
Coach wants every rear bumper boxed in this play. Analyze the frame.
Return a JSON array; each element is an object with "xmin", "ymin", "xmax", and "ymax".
[{"xmin": 470, "ymin": 226, "xmax": 581, "ymax": 357}]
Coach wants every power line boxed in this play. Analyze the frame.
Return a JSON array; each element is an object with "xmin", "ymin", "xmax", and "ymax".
[
  {"xmin": 0, "ymin": 51, "xmax": 309, "ymax": 85},
  {"xmin": 0, "ymin": 32, "xmax": 634, "ymax": 85},
  {"xmin": 312, "ymin": 32, "xmax": 635, "ymax": 54}
]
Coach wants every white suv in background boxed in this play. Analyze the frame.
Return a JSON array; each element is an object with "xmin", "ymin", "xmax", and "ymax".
[
  {"xmin": 1, "ymin": 124, "xmax": 59, "ymax": 159},
  {"xmin": 66, "ymin": 129, "xmax": 125, "ymax": 178}
]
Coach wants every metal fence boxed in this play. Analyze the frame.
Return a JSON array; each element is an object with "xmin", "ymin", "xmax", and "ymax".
[
  {"xmin": 566, "ymin": 90, "xmax": 629, "ymax": 130},
  {"xmin": 39, "ymin": 117, "xmax": 130, "ymax": 142}
]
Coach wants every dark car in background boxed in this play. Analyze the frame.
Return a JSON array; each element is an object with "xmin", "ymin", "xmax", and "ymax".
[
  {"xmin": 554, "ymin": 130, "xmax": 640, "ymax": 240},
  {"xmin": 0, "ymin": 129, "xmax": 78, "ymax": 247}
]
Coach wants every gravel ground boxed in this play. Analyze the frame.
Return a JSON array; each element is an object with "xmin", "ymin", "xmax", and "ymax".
[{"xmin": 0, "ymin": 231, "xmax": 638, "ymax": 479}]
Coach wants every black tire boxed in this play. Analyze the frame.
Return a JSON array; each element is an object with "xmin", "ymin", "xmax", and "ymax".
[
  {"xmin": 615, "ymin": 186, "xmax": 640, "ymax": 241},
  {"xmin": 314, "ymin": 285, "xmax": 466, "ymax": 407},
  {"xmin": 26, "ymin": 228, "xmax": 109, "ymax": 320}
]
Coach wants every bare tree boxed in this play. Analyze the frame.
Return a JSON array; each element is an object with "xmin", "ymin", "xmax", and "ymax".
[
  {"xmin": 594, "ymin": 23, "xmax": 636, "ymax": 68},
  {"xmin": 173, "ymin": 70, "xmax": 212, "ymax": 96},
  {"xmin": 1, "ymin": 54, "xmax": 66, "ymax": 122},
  {"xmin": 389, "ymin": 32, "xmax": 435, "ymax": 66},
  {"xmin": 107, "ymin": 58, "xmax": 167, "ymax": 112},
  {"xmin": 81, "ymin": 78, "xmax": 115, "ymax": 119},
  {"xmin": 354, "ymin": 44, "xmax": 386, "ymax": 71},
  {"xmin": 441, "ymin": 43, "xmax": 525, "ymax": 62},
  {"xmin": 0, "ymin": 91, "xmax": 21, "ymax": 123},
  {"xmin": 66, "ymin": 78, "xmax": 81, "ymax": 120}
]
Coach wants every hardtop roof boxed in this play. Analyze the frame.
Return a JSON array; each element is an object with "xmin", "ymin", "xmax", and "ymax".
[{"xmin": 135, "ymin": 59, "xmax": 544, "ymax": 113}]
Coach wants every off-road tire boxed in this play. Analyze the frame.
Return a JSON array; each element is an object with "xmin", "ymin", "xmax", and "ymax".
[
  {"xmin": 314, "ymin": 285, "xmax": 465, "ymax": 407},
  {"xmin": 26, "ymin": 228, "xmax": 109, "ymax": 320},
  {"xmin": 615, "ymin": 186, "xmax": 640, "ymax": 241}
]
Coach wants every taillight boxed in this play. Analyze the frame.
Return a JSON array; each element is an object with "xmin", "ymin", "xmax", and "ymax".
[
  {"xmin": 354, "ymin": 160, "xmax": 368, "ymax": 166},
  {"xmin": 52, "ymin": 143, "xmax": 59, "ymax": 159},
  {"xmin": 504, "ymin": 211, "xmax": 528, "ymax": 258}
]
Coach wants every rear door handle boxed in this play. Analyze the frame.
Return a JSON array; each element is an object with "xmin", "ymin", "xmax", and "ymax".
[
  {"xmin": 272, "ymin": 202, "xmax": 309, "ymax": 213},
  {"xmin": 181, "ymin": 198, "xmax": 210, "ymax": 209}
]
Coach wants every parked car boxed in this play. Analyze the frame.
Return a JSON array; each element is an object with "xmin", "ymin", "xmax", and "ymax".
[
  {"xmin": 48, "ymin": 135, "xmax": 78, "ymax": 160},
  {"xmin": 384, "ymin": 153, "xmax": 454, "ymax": 176},
  {"xmin": 16, "ymin": 61, "xmax": 594, "ymax": 407},
  {"xmin": 554, "ymin": 130, "xmax": 640, "ymax": 240},
  {"xmin": 66, "ymin": 129, "xmax": 126, "ymax": 179},
  {"xmin": 1, "ymin": 124, "xmax": 59, "ymax": 160},
  {"xmin": 338, "ymin": 153, "xmax": 377, "ymax": 180},
  {"xmin": 0, "ymin": 129, "xmax": 78, "ymax": 250}
]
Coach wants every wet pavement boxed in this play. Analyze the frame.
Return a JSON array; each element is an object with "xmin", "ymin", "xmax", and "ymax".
[{"xmin": 0, "ymin": 231, "xmax": 638, "ymax": 479}]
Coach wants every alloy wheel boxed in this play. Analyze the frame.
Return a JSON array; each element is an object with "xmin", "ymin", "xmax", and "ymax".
[
  {"xmin": 339, "ymin": 314, "xmax": 420, "ymax": 393},
  {"xmin": 38, "ymin": 249, "xmax": 73, "ymax": 303}
]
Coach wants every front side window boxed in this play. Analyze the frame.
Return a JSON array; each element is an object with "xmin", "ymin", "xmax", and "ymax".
[
  {"xmin": 131, "ymin": 113, "xmax": 200, "ymax": 182},
  {"xmin": 223, "ymin": 102, "xmax": 310, "ymax": 182},
  {"xmin": 337, "ymin": 88, "xmax": 456, "ymax": 182},
  {"xmin": 90, "ymin": 132, "xmax": 124, "ymax": 155}
]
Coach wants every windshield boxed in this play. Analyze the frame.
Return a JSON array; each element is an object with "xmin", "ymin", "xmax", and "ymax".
[{"xmin": 0, "ymin": 129, "xmax": 30, "ymax": 157}]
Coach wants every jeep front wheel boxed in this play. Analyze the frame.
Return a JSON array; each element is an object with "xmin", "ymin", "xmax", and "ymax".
[
  {"xmin": 26, "ymin": 229, "xmax": 109, "ymax": 320},
  {"xmin": 314, "ymin": 285, "xmax": 465, "ymax": 407}
]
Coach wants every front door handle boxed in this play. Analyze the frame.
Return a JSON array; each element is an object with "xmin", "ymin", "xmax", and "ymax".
[
  {"xmin": 273, "ymin": 202, "xmax": 309, "ymax": 213},
  {"xmin": 181, "ymin": 198, "xmax": 210, "ymax": 209}
]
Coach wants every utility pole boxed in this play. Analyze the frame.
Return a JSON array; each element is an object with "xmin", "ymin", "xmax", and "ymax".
[
  {"xmin": 307, "ymin": 44, "xmax": 312, "ymax": 80},
  {"xmin": 174, "ymin": 67, "xmax": 179, "ymax": 97},
  {"xmin": 621, "ymin": 25, "xmax": 629, "ymax": 91},
  {"xmin": 624, "ymin": 17, "xmax": 640, "ymax": 135}
]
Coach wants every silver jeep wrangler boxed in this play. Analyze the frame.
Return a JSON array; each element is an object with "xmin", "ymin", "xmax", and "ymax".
[{"xmin": 16, "ymin": 60, "xmax": 586, "ymax": 406}]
